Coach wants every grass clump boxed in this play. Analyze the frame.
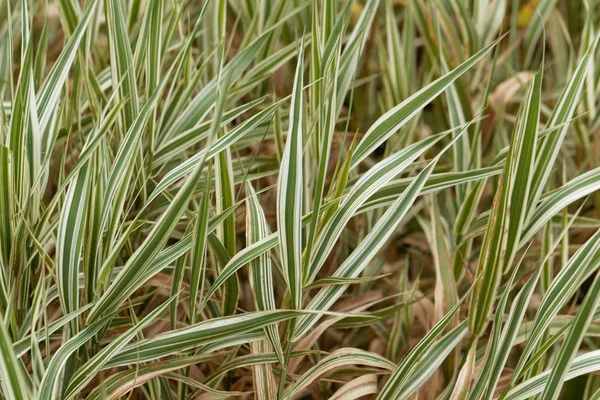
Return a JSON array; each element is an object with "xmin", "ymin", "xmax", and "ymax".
[{"xmin": 2, "ymin": 0, "xmax": 600, "ymax": 399}]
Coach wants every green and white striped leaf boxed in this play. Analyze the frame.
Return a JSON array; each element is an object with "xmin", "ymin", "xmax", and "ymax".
[
  {"xmin": 0, "ymin": 312, "xmax": 32, "ymax": 400},
  {"xmin": 277, "ymin": 40, "xmax": 304, "ymax": 309},
  {"xmin": 468, "ymin": 70, "xmax": 542, "ymax": 336},
  {"xmin": 510, "ymin": 228, "xmax": 600, "ymax": 382},
  {"xmin": 505, "ymin": 350, "xmax": 600, "ymax": 400},
  {"xmin": 106, "ymin": 311, "xmax": 300, "ymax": 367},
  {"xmin": 350, "ymin": 37, "xmax": 499, "ymax": 168},
  {"xmin": 282, "ymin": 348, "xmax": 394, "ymax": 400},
  {"xmin": 247, "ymin": 182, "xmax": 283, "ymax": 363}
]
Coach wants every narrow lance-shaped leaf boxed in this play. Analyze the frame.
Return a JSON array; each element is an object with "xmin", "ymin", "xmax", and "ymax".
[
  {"xmin": 502, "ymin": 67, "xmax": 541, "ymax": 273},
  {"xmin": 214, "ymin": 134, "xmax": 239, "ymax": 315},
  {"xmin": 247, "ymin": 182, "xmax": 284, "ymax": 364},
  {"xmin": 464, "ymin": 164, "xmax": 600, "ymax": 248},
  {"xmin": 143, "ymin": 0, "xmax": 163, "ymax": 167},
  {"xmin": 96, "ymin": 72, "xmax": 170, "ymax": 264},
  {"xmin": 54, "ymin": 78, "xmax": 123, "ymax": 319},
  {"xmin": 106, "ymin": 311, "xmax": 301, "ymax": 367},
  {"xmin": 277, "ymin": 40, "xmax": 304, "ymax": 309},
  {"xmin": 204, "ymin": 350, "xmax": 317, "ymax": 385},
  {"xmin": 13, "ymin": 304, "xmax": 94, "ymax": 357},
  {"xmin": 524, "ymin": 0, "xmax": 558, "ymax": 66},
  {"xmin": 131, "ymin": 201, "xmax": 243, "ymax": 302},
  {"xmin": 282, "ymin": 348, "xmax": 395, "ymax": 399},
  {"xmin": 330, "ymin": 374, "xmax": 378, "ymax": 400},
  {"xmin": 440, "ymin": 53, "xmax": 469, "ymax": 202},
  {"xmin": 527, "ymin": 36, "xmax": 599, "ymax": 217},
  {"xmin": 0, "ymin": 311, "xmax": 32, "ymax": 400},
  {"xmin": 250, "ymin": 340, "xmax": 277, "ymax": 400},
  {"xmin": 21, "ymin": 0, "xmax": 43, "ymax": 222},
  {"xmin": 468, "ymin": 69, "xmax": 542, "ymax": 336},
  {"xmin": 104, "ymin": 0, "xmax": 138, "ymax": 128},
  {"xmin": 84, "ymin": 351, "xmax": 240, "ymax": 400},
  {"xmin": 0, "ymin": 146, "xmax": 12, "ymax": 273},
  {"xmin": 350, "ymin": 37, "xmax": 500, "ymax": 168},
  {"xmin": 8, "ymin": 10, "xmax": 33, "ymax": 210},
  {"xmin": 96, "ymin": 58, "xmax": 182, "ymax": 264},
  {"xmin": 39, "ymin": 100, "xmax": 124, "ymax": 253},
  {"xmin": 153, "ymin": 97, "xmax": 265, "ymax": 167},
  {"xmin": 157, "ymin": 3, "xmax": 309, "ymax": 141},
  {"xmin": 521, "ymin": 165, "xmax": 600, "ymax": 245},
  {"xmin": 189, "ymin": 166, "xmax": 212, "ymax": 323},
  {"xmin": 504, "ymin": 349, "xmax": 600, "ymax": 400},
  {"xmin": 56, "ymin": 155, "xmax": 91, "ymax": 321},
  {"xmin": 304, "ymin": 25, "xmax": 341, "ymax": 281}
]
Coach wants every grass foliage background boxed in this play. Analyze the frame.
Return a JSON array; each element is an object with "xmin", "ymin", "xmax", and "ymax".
[{"xmin": 2, "ymin": 0, "xmax": 600, "ymax": 398}]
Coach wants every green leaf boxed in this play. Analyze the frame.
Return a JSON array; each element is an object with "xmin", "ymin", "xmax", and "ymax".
[
  {"xmin": 107, "ymin": 311, "xmax": 301, "ymax": 367},
  {"xmin": 0, "ymin": 311, "xmax": 32, "ymax": 400},
  {"xmin": 350, "ymin": 37, "xmax": 500, "ymax": 168},
  {"xmin": 277, "ymin": 39, "xmax": 304, "ymax": 309}
]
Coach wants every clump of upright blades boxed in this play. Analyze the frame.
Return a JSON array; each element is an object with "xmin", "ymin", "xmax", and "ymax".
[{"xmin": 1, "ymin": 0, "xmax": 600, "ymax": 399}]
